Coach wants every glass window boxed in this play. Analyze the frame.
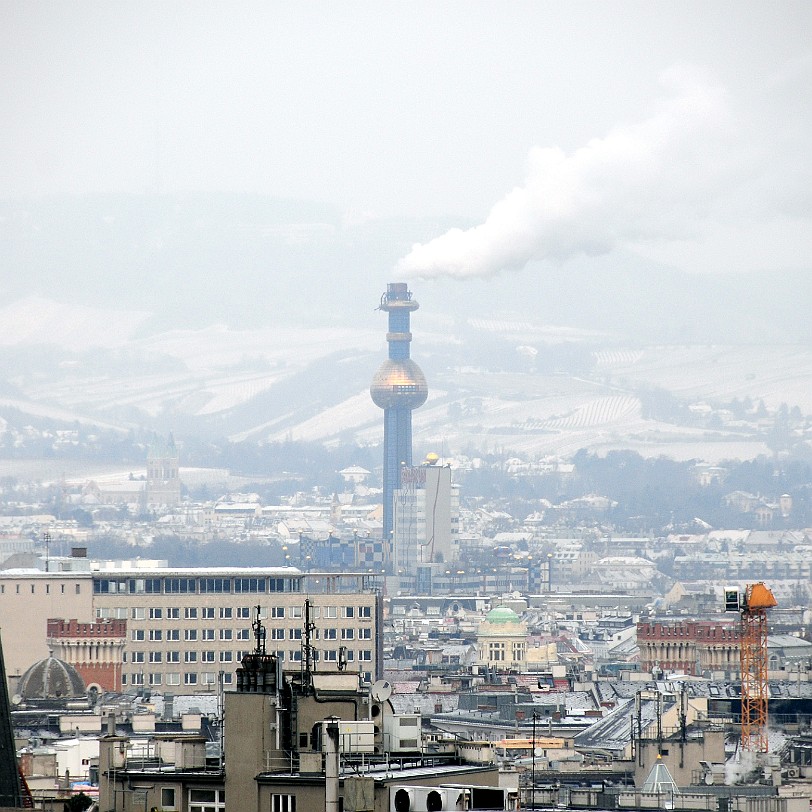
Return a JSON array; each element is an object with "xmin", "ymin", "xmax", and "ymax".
[
  {"xmin": 189, "ymin": 789, "xmax": 225, "ymax": 812},
  {"xmin": 129, "ymin": 578, "xmax": 161, "ymax": 594},
  {"xmin": 185, "ymin": 607, "xmax": 198, "ymax": 619},
  {"xmin": 271, "ymin": 794, "xmax": 296, "ymax": 812},
  {"xmin": 160, "ymin": 787, "xmax": 175, "ymax": 810},
  {"xmin": 235, "ymin": 578, "xmax": 266, "ymax": 593},
  {"xmin": 165, "ymin": 577, "xmax": 196, "ymax": 594},
  {"xmin": 200, "ymin": 578, "xmax": 231, "ymax": 593}
]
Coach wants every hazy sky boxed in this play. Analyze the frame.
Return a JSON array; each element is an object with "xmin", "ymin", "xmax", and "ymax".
[{"xmin": 2, "ymin": 2, "xmax": 810, "ymax": 277}]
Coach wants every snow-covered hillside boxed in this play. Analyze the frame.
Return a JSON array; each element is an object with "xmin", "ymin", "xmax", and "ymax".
[{"xmin": 1, "ymin": 297, "xmax": 810, "ymax": 463}]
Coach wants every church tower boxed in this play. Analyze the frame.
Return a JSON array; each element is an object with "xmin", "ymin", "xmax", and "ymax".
[{"xmin": 146, "ymin": 433, "xmax": 180, "ymax": 507}]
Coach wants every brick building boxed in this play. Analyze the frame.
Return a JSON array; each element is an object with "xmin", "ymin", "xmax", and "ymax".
[
  {"xmin": 637, "ymin": 620, "xmax": 740, "ymax": 677},
  {"xmin": 46, "ymin": 618, "xmax": 127, "ymax": 692}
]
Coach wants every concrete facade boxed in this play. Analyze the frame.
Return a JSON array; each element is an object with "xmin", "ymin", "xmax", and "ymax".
[{"xmin": 0, "ymin": 568, "xmax": 383, "ymax": 693}]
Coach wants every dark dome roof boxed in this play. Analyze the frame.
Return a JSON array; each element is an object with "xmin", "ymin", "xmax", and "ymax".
[
  {"xmin": 19, "ymin": 655, "xmax": 86, "ymax": 701},
  {"xmin": 370, "ymin": 359, "xmax": 428, "ymax": 409}
]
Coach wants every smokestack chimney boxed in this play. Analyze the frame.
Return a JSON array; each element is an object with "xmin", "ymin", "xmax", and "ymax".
[{"xmin": 370, "ymin": 282, "xmax": 428, "ymax": 557}]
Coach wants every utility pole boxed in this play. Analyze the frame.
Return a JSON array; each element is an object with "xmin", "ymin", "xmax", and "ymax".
[{"xmin": 531, "ymin": 712, "xmax": 538, "ymax": 810}]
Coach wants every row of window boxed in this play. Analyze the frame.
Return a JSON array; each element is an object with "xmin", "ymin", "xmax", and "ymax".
[
  {"xmin": 94, "ymin": 576, "xmax": 299, "ymax": 595},
  {"xmin": 124, "ymin": 671, "xmax": 225, "ymax": 687},
  {"xmin": 127, "ymin": 649, "xmax": 245, "ymax": 663},
  {"xmin": 125, "ymin": 646, "xmax": 374, "ymax": 664},
  {"xmin": 486, "ymin": 642, "xmax": 526, "ymax": 662},
  {"xmin": 128, "ymin": 626, "xmax": 372, "ymax": 642},
  {"xmin": 123, "ymin": 658, "xmax": 375, "ymax": 687},
  {"xmin": 1, "ymin": 583, "xmax": 81, "ymax": 595},
  {"xmin": 98, "ymin": 604, "xmax": 372, "ymax": 621}
]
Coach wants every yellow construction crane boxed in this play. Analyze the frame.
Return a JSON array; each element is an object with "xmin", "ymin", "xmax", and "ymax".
[{"xmin": 726, "ymin": 582, "xmax": 777, "ymax": 753}]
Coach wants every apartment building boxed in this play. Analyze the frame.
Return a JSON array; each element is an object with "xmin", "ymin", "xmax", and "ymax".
[{"xmin": 0, "ymin": 566, "xmax": 383, "ymax": 693}]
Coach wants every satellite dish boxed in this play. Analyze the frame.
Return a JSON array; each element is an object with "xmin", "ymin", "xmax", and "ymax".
[
  {"xmin": 370, "ymin": 679, "xmax": 392, "ymax": 702},
  {"xmin": 11, "ymin": 694, "xmax": 22, "ymax": 706}
]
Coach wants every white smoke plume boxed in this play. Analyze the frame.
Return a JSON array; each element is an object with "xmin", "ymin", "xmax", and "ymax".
[
  {"xmin": 724, "ymin": 750, "xmax": 760, "ymax": 785},
  {"xmin": 397, "ymin": 68, "xmax": 732, "ymax": 279}
]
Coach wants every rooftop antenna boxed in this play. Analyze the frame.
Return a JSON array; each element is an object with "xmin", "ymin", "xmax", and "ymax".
[
  {"xmin": 301, "ymin": 598, "xmax": 317, "ymax": 689},
  {"xmin": 252, "ymin": 605, "xmax": 267, "ymax": 656}
]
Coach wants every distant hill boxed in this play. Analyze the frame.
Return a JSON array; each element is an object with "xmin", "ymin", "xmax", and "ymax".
[{"xmin": 1, "ymin": 193, "xmax": 810, "ymax": 343}]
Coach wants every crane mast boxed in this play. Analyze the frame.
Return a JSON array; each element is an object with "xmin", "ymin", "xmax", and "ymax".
[{"xmin": 731, "ymin": 582, "xmax": 777, "ymax": 753}]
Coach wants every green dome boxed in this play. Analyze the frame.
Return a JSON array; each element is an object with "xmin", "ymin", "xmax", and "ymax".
[{"xmin": 485, "ymin": 606, "xmax": 520, "ymax": 624}]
